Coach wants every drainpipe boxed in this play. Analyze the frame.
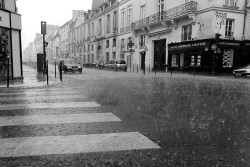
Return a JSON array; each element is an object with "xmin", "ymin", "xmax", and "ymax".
[{"xmin": 242, "ymin": 0, "xmax": 248, "ymax": 40}]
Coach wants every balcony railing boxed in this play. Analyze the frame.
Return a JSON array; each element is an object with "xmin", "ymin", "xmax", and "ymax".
[
  {"xmin": 120, "ymin": 26, "xmax": 131, "ymax": 34},
  {"xmin": 125, "ymin": 26, "xmax": 131, "ymax": 33},
  {"xmin": 132, "ymin": 1, "xmax": 197, "ymax": 30},
  {"xmin": 113, "ymin": 28, "xmax": 118, "ymax": 35},
  {"xmin": 120, "ymin": 28, "xmax": 125, "ymax": 34}
]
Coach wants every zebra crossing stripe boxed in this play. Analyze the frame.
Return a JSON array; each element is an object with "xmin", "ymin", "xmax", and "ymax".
[
  {"xmin": 0, "ymin": 102, "xmax": 100, "ymax": 110},
  {"xmin": 0, "ymin": 95, "xmax": 87, "ymax": 101},
  {"xmin": 0, "ymin": 90, "xmax": 80, "ymax": 96},
  {"xmin": 0, "ymin": 132, "xmax": 160, "ymax": 158},
  {"xmin": 0, "ymin": 113, "xmax": 121, "ymax": 126}
]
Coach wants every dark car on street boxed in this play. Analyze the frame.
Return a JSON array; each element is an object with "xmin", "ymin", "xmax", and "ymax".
[
  {"xmin": 105, "ymin": 59, "xmax": 127, "ymax": 71},
  {"xmin": 58, "ymin": 59, "xmax": 82, "ymax": 73}
]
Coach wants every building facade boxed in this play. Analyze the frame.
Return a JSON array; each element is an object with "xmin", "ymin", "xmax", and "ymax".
[
  {"xmin": 132, "ymin": 0, "xmax": 250, "ymax": 74},
  {"xmin": 23, "ymin": 0, "xmax": 250, "ymax": 75},
  {"xmin": 0, "ymin": 0, "xmax": 22, "ymax": 79}
]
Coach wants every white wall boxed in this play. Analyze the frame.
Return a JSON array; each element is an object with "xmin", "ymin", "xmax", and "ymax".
[{"xmin": 12, "ymin": 30, "xmax": 22, "ymax": 77}]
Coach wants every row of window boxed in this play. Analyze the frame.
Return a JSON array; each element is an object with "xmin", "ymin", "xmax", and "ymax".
[
  {"xmin": 181, "ymin": 19, "xmax": 234, "ymax": 41},
  {"xmin": 70, "ymin": 17, "xmax": 235, "ymax": 54},
  {"xmin": 81, "ymin": 51, "xmax": 119, "ymax": 64},
  {"xmin": 70, "ymin": 0, "xmax": 237, "ymax": 45}
]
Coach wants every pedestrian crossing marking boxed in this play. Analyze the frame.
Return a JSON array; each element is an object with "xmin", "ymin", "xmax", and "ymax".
[
  {"xmin": 0, "ymin": 95, "xmax": 87, "ymax": 101},
  {"xmin": 0, "ymin": 132, "xmax": 160, "ymax": 158},
  {"xmin": 0, "ymin": 113, "xmax": 121, "ymax": 126},
  {"xmin": 0, "ymin": 102, "xmax": 100, "ymax": 110},
  {"xmin": 0, "ymin": 90, "xmax": 80, "ymax": 96}
]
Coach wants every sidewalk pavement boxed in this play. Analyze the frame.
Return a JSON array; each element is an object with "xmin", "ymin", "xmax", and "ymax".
[{"xmin": 0, "ymin": 65, "xmax": 58, "ymax": 88}]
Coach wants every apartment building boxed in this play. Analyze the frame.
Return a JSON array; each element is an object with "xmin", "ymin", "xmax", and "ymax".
[
  {"xmin": 0, "ymin": 0, "xmax": 22, "ymax": 78},
  {"xmin": 59, "ymin": 21, "xmax": 70, "ymax": 60},
  {"xmin": 68, "ymin": 10, "xmax": 86, "ymax": 63},
  {"xmin": 132, "ymin": 0, "xmax": 250, "ymax": 73},
  {"xmin": 118, "ymin": 0, "xmax": 133, "ymax": 70},
  {"xmin": 80, "ymin": 0, "xmax": 119, "ymax": 66},
  {"xmin": 103, "ymin": 0, "xmax": 119, "ymax": 64},
  {"xmin": 81, "ymin": 10, "xmax": 93, "ymax": 64},
  {"xmin": 50, "ymin": 30, "xmax": 60, "ymax": 62}
]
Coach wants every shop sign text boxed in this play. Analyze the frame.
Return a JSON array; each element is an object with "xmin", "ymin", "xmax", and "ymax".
[
  {"xmin": 169, "ymin": 42, "xmax": 207, "ymax": 50},
  {"xmin": 219, "ymin": 42, "xmax": 240, "ymax": 46}
]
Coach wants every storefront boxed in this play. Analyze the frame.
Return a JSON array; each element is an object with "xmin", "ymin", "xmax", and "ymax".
[
  {"xmin": 0, "ymin": 9, "xmax": 22, "ymax": 79},
  {"xmin": 168, "ymin": 39, "xmax": 250, "ymax": 74}
]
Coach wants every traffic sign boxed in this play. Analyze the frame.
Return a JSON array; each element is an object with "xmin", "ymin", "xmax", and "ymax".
[{"xmin": 211, "ymin": 44, "xmax": 217, "ymax": 51}]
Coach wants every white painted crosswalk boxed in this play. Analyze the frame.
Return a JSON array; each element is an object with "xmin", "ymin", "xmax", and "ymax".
[
  {"xmin": 0, "ymin": 88, "xmax": 160, "ymax": 158},
  {"xmin": 0, "ymin": 132, "xmax": 160, "ymax": 158},
  {"xmin": 0, "ymin": 102, "xmax": 100, "ymax": 110},
  {"xmin": 0, "ymin": 95, "xmax": 87, "ymax": 101},
  {"xmin": 0, "ymin": 113, "xmax": 121, "ymax": 126}
]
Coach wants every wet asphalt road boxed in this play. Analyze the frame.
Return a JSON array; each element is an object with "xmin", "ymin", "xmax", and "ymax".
[{"xmin": 0, "ymin": 66, "xmax": 250, "ymax": 167}]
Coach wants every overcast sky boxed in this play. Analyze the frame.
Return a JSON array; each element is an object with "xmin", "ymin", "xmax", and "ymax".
[{"xmin": 17, "ymin": 0, "xmax": 92, "ymax": 51}]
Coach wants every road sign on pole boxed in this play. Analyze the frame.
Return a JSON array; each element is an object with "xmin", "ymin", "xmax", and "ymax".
[{"xmin": 41, "ymin": 21, "xmax": 47, "ymax": 35}]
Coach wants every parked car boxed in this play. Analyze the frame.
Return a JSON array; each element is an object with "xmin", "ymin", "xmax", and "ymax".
[
  {"xmin": 58, "ymin": 59, "xmax": 82, "ymax": 73},
  {"xmin": 233, "ymin": 65, "xmax": 250, "ymax": 77},
  {"xmin": 105, "ymin": 59, "xmax": 127, "ymax": 71}
]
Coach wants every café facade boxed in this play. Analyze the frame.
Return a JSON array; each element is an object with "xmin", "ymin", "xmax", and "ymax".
[{"xmin": 167, "ymin": 38, "xmax": 250, "ymax": 74}]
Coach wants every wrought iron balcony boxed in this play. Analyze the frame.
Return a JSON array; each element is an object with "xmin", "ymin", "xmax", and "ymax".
[
  {"xmin": 120, "ymin": 26, "xmax": 131, "ymax": 34},
  {"xmin": 120, "ymin": 28, "xmax": 125, "ymax": 34},
  {"xmin": 125, "ymin": 26, "xmax": 131, "ymax": 33},
  {"xmin": 113, "ymin": 28, "xmax": 118, "ymax": 35},
  {"xmin": 132, "ymin": 1, "xmax": 197, "ymax": 31}
]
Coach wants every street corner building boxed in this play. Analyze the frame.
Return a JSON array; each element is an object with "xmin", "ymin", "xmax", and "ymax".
[
  {"xmin": 0, "ymin": 0, "xmax": 22, "ymax": 80},
  {"xmin": 131, "ymin": 0, "xmax": 250, "ymax": 74}
]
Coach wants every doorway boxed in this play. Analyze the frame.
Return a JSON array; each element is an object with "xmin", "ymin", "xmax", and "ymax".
[
  {"xmin": 140, "ymin": 51, "xmax": 146, "ymax": 70},
  {"xmin": 154, "ymin": 39, "xmax": 166, "ymax": 71}
]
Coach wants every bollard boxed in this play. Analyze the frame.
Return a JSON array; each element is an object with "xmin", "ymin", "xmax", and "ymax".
[
  {"xmin": 7, "ymin": 57, "xmax": 9, "ymax": 88},
  {"xmin": 143, "ymin": 63, "xmax": 145, "ymax": 75},
  {"xmin": 170, "ymin": 66, "xmax": 172, "ymax": 77},
  {"xmin": 55, "ymin": 60, "xmax": 56, "ymax": 78},
  {"xmin": 130, "ymin": 62, "xmax": 131, "ymax": 72},
  {"xmin": 155, "ymin": 62, "xmax": 157, "ymax": 76},
  {"xmin": 46, "ymin": 59, "xmax": 49, "ymax": 85},
  {"xmin": 194, "ymin": 64, "xmax": 196, "ymax": 78},
  {"xmin": 60, "ymin": 60, "xmax": 63, "ymax": 82},
  {"xmin": 149, "ymin": 64, "xmax": 150, "ymax": 74}
]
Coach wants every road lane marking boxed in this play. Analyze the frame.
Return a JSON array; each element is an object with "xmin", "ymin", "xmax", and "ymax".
[
  {"xmin": 0, "ymin": 132, "xmax": 160, "ymax": 157},
  {"xmin": 0, "ymin": 95, "xmax": 87, "ymax": 101},
  {"xmin": 0, "ymin": 113, "xmax": 121, "ymax": 126},
  {"xmin": 0, "ymin": 102, "xmax": 100, "ymax": 110}
]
